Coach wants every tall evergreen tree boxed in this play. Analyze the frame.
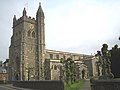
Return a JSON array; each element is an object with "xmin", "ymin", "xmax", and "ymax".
[
  {"xmin": 60, "ymin": 57, "xmax": 75, "ymax": 85},
  {"xmin": 110, "ymin": 44, "xmax": 120, "ymax": 78}
]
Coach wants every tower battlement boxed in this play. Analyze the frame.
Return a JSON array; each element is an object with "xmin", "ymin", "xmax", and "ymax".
[
  {"xmin": 13, "ymin": 7, "xmax": 36, "ymax": 27},
  {"xmin": 13, "ymin": 15, "xmax": 36, "ymax": 27}
]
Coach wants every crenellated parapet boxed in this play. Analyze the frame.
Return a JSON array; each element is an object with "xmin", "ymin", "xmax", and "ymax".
[
  {"xmin": 13, "ymin": 8, "xmax": 36, "ymax": 28},
  {"xmin": 13, "ymin": 16, "xmax": 36, "ymax": 27}
]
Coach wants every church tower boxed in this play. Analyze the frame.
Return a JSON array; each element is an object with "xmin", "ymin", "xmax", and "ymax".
[{"xmin": 9, "ymin": 4, "xmax": 45, "ymax": 81}]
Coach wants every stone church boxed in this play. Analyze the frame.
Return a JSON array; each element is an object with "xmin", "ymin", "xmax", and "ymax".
[{"xmin": 8, "ymin": 4, "xmax": 98, "ymax": 81}]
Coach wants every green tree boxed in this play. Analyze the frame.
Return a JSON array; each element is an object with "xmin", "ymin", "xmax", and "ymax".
[
  {"xmin": 110, "ymin": 44, "xmax": 120, "ymax": 78},
  {"xmin": 60, "ymin": 57, "xmax": 75, "ymax": 85},
  {"xmin": 69, "ymin": 58, "xmax": 74, "ymax": 84}
]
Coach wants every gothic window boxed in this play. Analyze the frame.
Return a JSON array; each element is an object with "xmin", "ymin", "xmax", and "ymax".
[
  {"xmin": 28, "ymin": 30, "xmax": 31, "ymax": 37},
  {"xmin": 63, "ymin": 55, "xmax": 66, "ymax": 60},
  {"xmin": 32, "ymin": 31, "xmax": 35, "ymax": 38},
  {"xmin": 50, "ymin": 54, "xmax": 53, "ymax": 59},
  {"xmin": 56, "ymin": 55, "xmax": 59, "ymax": 59},
  {"xmin": 54, "ymin": 65, "xmax": 57, "ymax": 70}
]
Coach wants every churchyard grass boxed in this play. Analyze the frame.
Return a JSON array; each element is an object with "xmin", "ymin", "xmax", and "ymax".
[{"xmin": 64, "ymin": 80, "xmax": 85, "ymax": 90}]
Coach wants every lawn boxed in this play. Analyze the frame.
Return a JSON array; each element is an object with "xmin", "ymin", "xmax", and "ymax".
[{"xmin": 64, "ymin": 80, "xmax": 85, "ymax": 90}]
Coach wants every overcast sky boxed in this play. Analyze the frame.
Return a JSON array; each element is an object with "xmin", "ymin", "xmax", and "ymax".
[{"xmin": 0, "ymin": 0, "xmax": 120, "ymax": 61}]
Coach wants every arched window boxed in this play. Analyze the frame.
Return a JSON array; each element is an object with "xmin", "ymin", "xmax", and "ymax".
[
  {"xmin": 32, "ymin": 31, "xmax": 35, "ymax": 38},
  {"xmin": 28, "ymin": 30, "xmax": 31, "ymax": 37},
  {"xmin": 63, "ymin": 55, "xmax": 66, "ymax": 60},
  {"xmin": 56, "ymin": 55, "xmax": 59, "ymax": 59},
  {"xmin": 50, "ymin": 54, "xmax": 53, "ymax": 59},
  {"xmin": 54, "ymin": 65, "xmax": 57, "ymax": 70}
]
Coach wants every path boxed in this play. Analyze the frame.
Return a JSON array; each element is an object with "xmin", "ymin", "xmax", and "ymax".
[
  {"xmin": 79, "ymin": 79, "xmax": 91, "ymax": 90},
  {"xmin": 0, "ymin": 84, "xmax": 33, "ymax": 90}
]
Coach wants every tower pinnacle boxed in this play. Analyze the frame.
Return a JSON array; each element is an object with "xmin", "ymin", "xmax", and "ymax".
[
  {"xmin": 13, "ymin": 15, "xmax": 17, "ymax": 25},
  {"xmin": 13, "ymin": 15, "xmax": 16, "ymax": 22},
  {"xmin": 36, "ymin": 2, "xmax": 44, "ymax": 17},
  {"xmin": 23, "ymin": 8, "xmax": 27, "ymax": 16},
  {"xmin": 39, "ymin": 2, "xmax": 41, "ymax": 6}
]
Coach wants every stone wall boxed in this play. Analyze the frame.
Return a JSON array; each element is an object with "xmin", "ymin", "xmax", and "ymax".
[
  {"xmin": 91, "ymin": 79, "xmax": 120, "ymax": 90},
  {"xmin": 13, "ymin": 80, "xmax": 64, "ymax": 90}
]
